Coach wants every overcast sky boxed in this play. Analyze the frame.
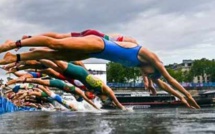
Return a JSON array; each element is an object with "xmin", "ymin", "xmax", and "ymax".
[{"xmin": 0, "ymin": 0, "xmax": 214, "ymax": 67}]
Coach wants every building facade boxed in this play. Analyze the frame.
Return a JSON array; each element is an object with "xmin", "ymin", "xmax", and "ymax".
[{"xmin": 167, "ymin": 60, "xmax": 209, "ymax": 83}]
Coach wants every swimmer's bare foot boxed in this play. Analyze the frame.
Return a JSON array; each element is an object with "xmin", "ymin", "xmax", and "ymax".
[
  {"xmin": 187, "ymin": 96, "xmax": 201, "ymax": 109},
  {"xmin": 0, "ymin": 40, "xmax": 15, "ymax": 53},
  {"xmin": 0, "ymin": 52, "xmax": 16, "ymax": 65}
]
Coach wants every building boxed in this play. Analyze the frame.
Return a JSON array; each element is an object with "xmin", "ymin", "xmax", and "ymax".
[
  {"xmin": 166, "ymin": 60, "xmax": 209, "ymax": 83},
  {"xmin": 84, "ymin": 63, "xmax": 107, "ymax": 84},
  {"xmin": 83, "ymin": 58, "xmax": 108, "ymax": 84}
]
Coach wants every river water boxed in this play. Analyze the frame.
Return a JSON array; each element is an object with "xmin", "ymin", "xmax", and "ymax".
[{"xmin": 0, "ymin": 108, "xmax": 215, "ymax": 134}]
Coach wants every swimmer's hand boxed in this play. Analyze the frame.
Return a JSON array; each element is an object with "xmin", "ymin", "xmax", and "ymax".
[
  {"xmin": 121, "ymin": 106, "xmax": 128, "ymax": 110},
  {"xmin": 186, "ymin": 96, "xmax": 201, "ymax": 109},
  {"xmin": 181, "ymin": 97, "xmax": 192, "ymax": 109}
]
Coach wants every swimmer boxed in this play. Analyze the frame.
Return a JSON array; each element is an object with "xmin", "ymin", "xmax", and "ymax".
[
  {"xmin": 27, "ymin": 85, "xmax": 77, "ymax": 111},
  {"xmin": 2, "ymin": 29, "xmax": 154, "ymax": 94},
  {"xmin": 13, "ymin": 60, "xmax": 126, "ymax": 110},
  {"xmin": 0, "ymin": 29, "xmax": 200, "ymax": 109},
  {"xmin": 7, "ymin": 77, "xmax": 99, "ymax": 110}
]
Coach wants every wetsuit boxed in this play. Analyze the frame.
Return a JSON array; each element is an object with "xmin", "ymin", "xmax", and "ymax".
[
  {"xmin": 49, "ymin": 79, "xmax": 76, "ymax": 94},
  {"xmin": 57, "ymin": 74, "xmax": 87, "ymax": 91},
  {"xmin": 50, "ymin": 92, "xmax": 73, "ymax": 110},
  {"xmin": 41, "ymin": 92, "xmax": 48, "ymax": 97},
  {"xmin": 63, "ymin": 63, "xmax": 103, "ymax": 95}
]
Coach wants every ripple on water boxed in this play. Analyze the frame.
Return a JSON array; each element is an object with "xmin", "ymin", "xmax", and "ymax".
[{"xmin": 1, "ymin": 108, "xmax": 215, "ymax": 134}]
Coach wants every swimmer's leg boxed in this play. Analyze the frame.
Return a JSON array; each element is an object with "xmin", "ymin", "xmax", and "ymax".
[
  {"xmin": 50, "ymin": 92, "xmax": 76, "ymax": 110},
  {"xmin": 0, "ymin": 50, "xmax": 71, "ymax": 65},
  {"xmin": 0, "ymin": 35, "xmax": 103, "ymax": 53}
]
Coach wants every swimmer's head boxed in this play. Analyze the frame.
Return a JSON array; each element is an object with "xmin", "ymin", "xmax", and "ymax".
[
  {"xmin": 85, "ymin": 91, "xmax": 96, "ymax": 100},
  {"xmin": 76, "ymin": 96, "xmax": 84, "ymax": 102}
]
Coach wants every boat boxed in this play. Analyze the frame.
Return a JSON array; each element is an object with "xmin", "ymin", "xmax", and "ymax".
[{"xmin": 102, "ymin": 90, "xmax": 215, "ymax": 109}]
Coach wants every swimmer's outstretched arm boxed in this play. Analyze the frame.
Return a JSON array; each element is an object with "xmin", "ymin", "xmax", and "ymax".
[
  {"xmin": 142, "ymin": 75, "xmax": 157, "ymax": 95},
  {"xmin": 153, "ymin": 79, "xmax": 192, "ymax": 108},
  {"xmin": 139, "ymin": 49, "xmax": 200, "ymax": 109},
  {"xmin": 75, "ymin": 89, "xmax": 99, "ymax": 110},
  {"xmin": 102, "ymin": 85, "xmax": 126, "ymax": 110},
  {"xmin": 37, "ymin": 85, "xmax": 77, "ymax": 110}
]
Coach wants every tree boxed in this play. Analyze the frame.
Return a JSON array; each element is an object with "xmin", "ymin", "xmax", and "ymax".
[
  {"xmin": 124, "ymin": 67, "xmax": 141, "ymax": 83},
  {"xmin": 106, "ymin": 62, "xmax": 127, "ymax": 83},
  {"xmin": 183, "ymin": 70, "xmax": 193, "ymax": 82},
  {"xmin": 189, "ymin": 58, "xmax": 215, "ymax": 82},
  {"xmin": 206, "ymin": 59, "xmax": 215, "ymax": 82},
  {"xmin": 107, "ymin": 62, "xmax": 141, "ymax": 83},
  {"xmin": 166, "ymin": 68, "xmax": 184, "ymax": 82}
]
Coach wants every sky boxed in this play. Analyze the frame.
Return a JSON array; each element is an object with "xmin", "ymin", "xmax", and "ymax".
[{"xmin": 0, "ymin": 0, "xmax": 215, "ymax": 79}]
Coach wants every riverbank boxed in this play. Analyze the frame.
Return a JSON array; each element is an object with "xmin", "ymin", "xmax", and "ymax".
[{"xmin": 112, "ymin": 88, "xmax": 215, "ymax": 96}]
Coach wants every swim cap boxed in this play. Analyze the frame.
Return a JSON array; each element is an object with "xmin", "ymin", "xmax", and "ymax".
[
  {"xmin": 12, "ymin": 85, "xmax": 21, "ymax": 93},
  {"xmin": 85, "ymin": 91, "xmax": 96, "ymax": 100},
  {"xmin": 76, "ymin": 96, "xmax": 83, "ymax": 102}
]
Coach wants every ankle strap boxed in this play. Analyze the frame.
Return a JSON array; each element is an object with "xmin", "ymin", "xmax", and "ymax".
[{"xmin": 16, "ymin": 54, "xmax": 21, "ymax": 63}]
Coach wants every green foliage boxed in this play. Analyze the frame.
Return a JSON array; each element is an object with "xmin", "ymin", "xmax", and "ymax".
[
  {"xmin": 190, "ymin": 58, "xmax": 210, "ymax": 78},
  {"xmin": 107, "ymin": 58, "xmax": 215, "ymax": 83},
  {"xmin": 106, "ymin": 62, "xmax": 126, "ymax": 82},
  {"xmin": 166, "ymin": 68, "xmax": 184, "ymax": 82},
  {"xmin": 189, "ymin": 58, "xmax": 215, "ymax": 82},
  {"xmin": 183, "ymin": 70, "xmax": 193, "ymax": 82},
  {"xmin": 106, "ymin": 62, "xmax": 141, "ymax": 83}
]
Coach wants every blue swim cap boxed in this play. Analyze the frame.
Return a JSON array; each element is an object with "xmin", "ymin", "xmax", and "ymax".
[
  {"xmin": 12, "ymin": 85, "xmax": 21, "ymax": 93},
  {"xmin": 76, "ymin": 97, "xmax": 83, "ymax": 102}
]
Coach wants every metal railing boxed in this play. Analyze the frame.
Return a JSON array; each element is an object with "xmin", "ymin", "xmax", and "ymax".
[{"xmin": 107, "ymin": 82, "xmax": 215, "ymax": 88}]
